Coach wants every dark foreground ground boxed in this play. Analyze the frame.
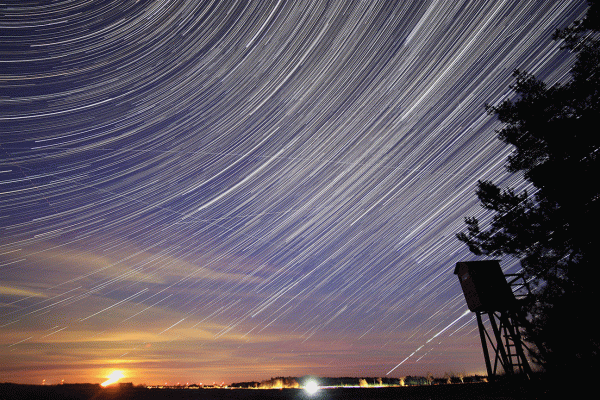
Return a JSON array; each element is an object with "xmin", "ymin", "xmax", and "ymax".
[{"xmin": 0, "ymin": 380, "xmax": 583, "ymax": 400}]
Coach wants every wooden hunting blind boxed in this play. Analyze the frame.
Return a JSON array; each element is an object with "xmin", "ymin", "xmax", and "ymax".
[
  {"xmin": 454, "ymin": 260, "xmax": 515, "ymax": 312},
  {"xmin": 454, "ymin": 260, "xmax": 532, "ymax": 379}
]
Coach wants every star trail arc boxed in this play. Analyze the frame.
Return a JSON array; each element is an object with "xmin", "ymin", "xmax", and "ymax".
[{"xmin": 0, "ymin": 0, "xmax": 588, "ymax": 385}]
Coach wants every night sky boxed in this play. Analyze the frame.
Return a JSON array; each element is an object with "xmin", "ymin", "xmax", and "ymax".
[{"xmin": 0, "ymin": 0, "xmax": 588, "ymax": 386}]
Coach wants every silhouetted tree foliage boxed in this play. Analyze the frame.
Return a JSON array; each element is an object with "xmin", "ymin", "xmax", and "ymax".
[{"xmin": 457, "ymin": 0, "xmax": 600, "ymax": 375}]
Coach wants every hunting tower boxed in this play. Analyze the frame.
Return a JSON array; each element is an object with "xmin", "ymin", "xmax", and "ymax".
[{"xmin": 454, "ymin": 261, "xmax": 533, "ymax": 379}]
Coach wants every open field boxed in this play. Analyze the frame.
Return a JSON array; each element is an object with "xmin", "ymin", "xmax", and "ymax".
[{"xmin": 0, "ymin": 380, "xmax": 577, "ymax": 400}]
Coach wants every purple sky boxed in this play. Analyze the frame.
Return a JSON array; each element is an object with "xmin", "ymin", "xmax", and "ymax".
[{"xmin": 0, "ymin": 0, "xmax": 588, "ymax": 385}]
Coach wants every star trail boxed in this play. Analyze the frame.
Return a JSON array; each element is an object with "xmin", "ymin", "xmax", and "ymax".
[{"xmin": 0, "ymin": 0, "xmax": 589, "ymax": 385}]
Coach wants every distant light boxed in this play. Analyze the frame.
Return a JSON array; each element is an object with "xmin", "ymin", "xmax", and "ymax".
[
  {"xmin": 304, "ymin": 379, "xmax": 319, "ymax": 395},
  {"xmin": 101, "ymin": 370, "xmax": 125, "ymax": 387}
]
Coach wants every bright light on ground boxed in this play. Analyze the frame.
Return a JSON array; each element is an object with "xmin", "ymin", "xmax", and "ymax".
[
  {"xmin": 303, "ymin": 379, "xmax": 319, "ymax": 395},
  {"xmin": 101, "ymin": 370, "xmax": 125, "ymax": 387}
]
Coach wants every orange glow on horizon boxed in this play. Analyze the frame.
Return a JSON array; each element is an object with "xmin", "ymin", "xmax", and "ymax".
[{"xmin": 101, "ymin": 370, "xmax": 125, "ymax": 387}]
